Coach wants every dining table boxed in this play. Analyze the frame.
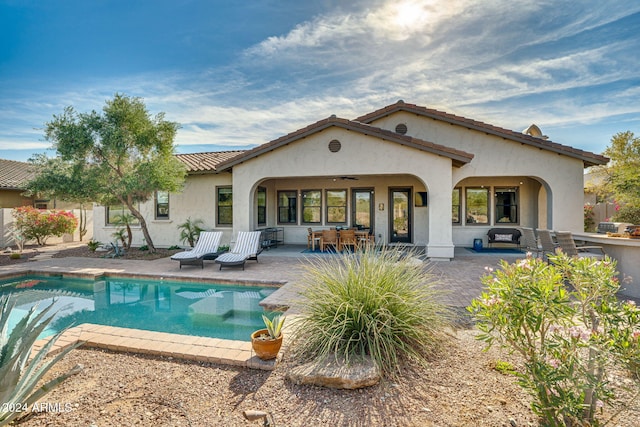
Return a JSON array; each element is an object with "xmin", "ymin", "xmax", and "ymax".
[{"xmin": 311, "ymin": 229, "xmax": 371, "ymax": 251}]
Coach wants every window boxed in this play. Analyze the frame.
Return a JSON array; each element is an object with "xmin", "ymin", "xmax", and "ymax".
[
  {"xmin": 257, "ymin": 187, "xmax": 266, "ymax": 226},
  {"xmin": 106, "ymin": 205, "xmax": 139, "ymax": 225},
  {"xmin": 465, "ymin": 188, "xmax": 488, "ymax": 224},
  {"xmin": 452, "ymin": 188, "xmax": 461, "ymax": 224},
  {"xmin": 278, "ymin": 190, "xmax": 297, "ymax": 224},
  {"xmin": 495, "ymin": 188, "xmax": 518, "ymax": 223},
  {"xmin": 301, "ymin": 190, "xmax": 321, "ymax": 224},
  {"xmin": 217, "ymin": 187, "xmax": 233, "ymax": 226},
  {"xmin": 155, "ymin": 191, "xmax": 169, "ymax": 219},
  {"xmin": 326, "ymin": 189, "xmax": 347, "ymax": 223}
]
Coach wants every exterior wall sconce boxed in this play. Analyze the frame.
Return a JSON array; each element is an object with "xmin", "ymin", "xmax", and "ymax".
[{"xmin": 378, "ymin": 203, "xmax": 384, "ymax": 211}]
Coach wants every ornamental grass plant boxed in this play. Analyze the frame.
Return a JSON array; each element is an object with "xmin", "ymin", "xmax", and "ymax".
[{"xmin": 290, "ymin": 245, "xmax": 452, "ymax": 379}]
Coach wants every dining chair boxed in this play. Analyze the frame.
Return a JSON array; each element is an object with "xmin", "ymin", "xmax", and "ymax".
[
  {"xmin": 536, "ymin": 229, "xmax": 558, "ymax": 261},
  {"xmin": 519, "ymin": 227, "xmax": 542, "ymax": 258},
  {"xmin": 338, "ymin": 229, "xmax": 357, "ymax": 251},
  {"xmin": 320, "ymin": 229, "xmax": 338, "ymax": 252},
  {"xmin": 307, "ymin": 227, "xmax": 320, "ymax": 250}
]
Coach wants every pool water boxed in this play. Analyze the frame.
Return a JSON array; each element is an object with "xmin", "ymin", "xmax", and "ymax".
[{"xmin": 0, "ymin": 275, "xmax": 277, "ymax": 341}]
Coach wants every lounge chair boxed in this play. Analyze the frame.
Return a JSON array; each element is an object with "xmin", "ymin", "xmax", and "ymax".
[
  {"xmin": 171, "ymin": 231, "xmax": 223, "ymax": 269},
  {"xmin": 555, "ymin": 231, "xmax": 606, "ymax": 260},
  {"xmin": 215, "ymin": 231, "xmax": 262, "ymax": 270}
]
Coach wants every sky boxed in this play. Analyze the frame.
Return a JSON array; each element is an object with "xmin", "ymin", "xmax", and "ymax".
[{"xmin": 1, "ymin": 0, "xmax": 639, "ymax": 162}]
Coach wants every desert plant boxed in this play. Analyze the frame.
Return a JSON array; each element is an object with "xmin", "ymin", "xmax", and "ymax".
[
  {"xmin": 0, "ymin": 295, "xmax": 83, "ymax": 425},
  {"xmin": 177, "ymin": 218, "xmax": 205, "ymax": 247},
  {"xmin": 9, "ymin": 226, "xmax": 25, "ymax": 253},
  {"xmin": 9, "ymin": 253, "xmax": 21, "ymax": 260},
  {"xmin": 12, "ymin": 206, "xmax": 78, "ymax": 246},
  {"xmin": 494, "ymin": 360, "xmax": 516, "ymax": 376},
  {"xmin": 469, "ymin": 253, "xmax": 640, "ymax": 426},
  {"xmin": 111, "ymin": 228, "xmax": 128, "ymax": 250},
  {"xmin": 261, "ymin": 313, "xmax": 285, "ymax": 339},
  {"xmin": 87, "ymin": 239, "xmax": 101, "ymax": 252},
  {"xmin": 112, "ymin": 213, "xmax": 136, "ymax": 249},
  {"xmin": 291, "ymin": 245, "xmax": 452, "ymax": 379}
]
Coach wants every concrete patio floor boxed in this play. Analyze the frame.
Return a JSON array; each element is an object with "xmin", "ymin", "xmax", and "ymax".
[{"xmin": 1, "ymin": 243, "xmax": 523, "ymax": 311}]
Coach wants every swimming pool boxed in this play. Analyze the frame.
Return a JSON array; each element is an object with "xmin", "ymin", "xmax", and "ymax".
[{"xmin": 0, "ymin": 275, "xmax": 278, "ymax": 341}]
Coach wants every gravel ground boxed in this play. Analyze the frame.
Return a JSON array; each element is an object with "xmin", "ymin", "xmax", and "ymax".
[
  {"xmin": 18, "ymin": 330, "xmax": 539, "ymax": 427},
  {"xmin": 16, "ymin": 329, "xmax": 640, "ymax": 427}
]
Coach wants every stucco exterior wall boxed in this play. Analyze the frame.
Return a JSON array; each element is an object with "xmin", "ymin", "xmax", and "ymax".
[
  {"xmin": 92, "ymin": 173, "xmax": 234, "ymax": 248},
  {"xmin": 0, "ymin": 190, "xmax": 33, "ymax": 208},
  {"xmin": 229, "ymin": 127, "xmax": 455, "ymax": 257},
  {"xmin": 370, "ymin": 112, "xmax": 586, "ymax": 234}
]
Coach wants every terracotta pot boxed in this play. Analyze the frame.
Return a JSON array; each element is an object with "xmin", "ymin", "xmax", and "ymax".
[{"xmin": 251, "ymin": 328, "xmax": 283, "ymax": 360}]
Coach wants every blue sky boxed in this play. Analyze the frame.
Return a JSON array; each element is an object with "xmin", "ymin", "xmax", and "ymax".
[{"xmin": 1, "ymin": 0, "xmax": 639, "ymax": 162}]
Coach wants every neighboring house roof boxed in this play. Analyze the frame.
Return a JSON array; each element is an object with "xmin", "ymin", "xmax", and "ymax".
[
  {"xmin": 356, "ymin": 100, "xmax": 609, "ymax": 168},
  {"xmin": 0, "ymin": 159, "xmax": 36, "ymax": 190},
  {"xmin": 175, "ymin": 151, "xmax": 246, "ymax": 174},
  {"xmin": 217, "ymin": 115, "xmax": 475, "ymax": 171}
]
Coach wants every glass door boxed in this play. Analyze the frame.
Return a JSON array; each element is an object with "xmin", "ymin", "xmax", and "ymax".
[
  {"xmin": 352, "ymin": 189, "xmax": 374, "ymax": 234},
  {"xmin": 390, "ymin": 188, "xmax": 411, "ymax": 243}
]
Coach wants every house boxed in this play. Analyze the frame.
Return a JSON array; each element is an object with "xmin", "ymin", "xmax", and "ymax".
[
  {"xmin": 0, "ymin": 158, "xmax": 93, "ymax": 247},
  {"xmin": 0, "ymin": 159, "xmax": 38, "ymax": 208},
  {"xmin": 92, "ymin": 100, "xmax": 608, "ymax": 259}
]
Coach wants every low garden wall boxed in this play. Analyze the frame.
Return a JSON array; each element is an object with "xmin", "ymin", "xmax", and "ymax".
[{"xmin": 0, "ymin": 208, "xmax": 93, "ymax": 249}]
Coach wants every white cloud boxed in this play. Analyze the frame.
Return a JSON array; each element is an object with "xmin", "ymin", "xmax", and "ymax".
[{"xmin": 1, "ymin": 0, "xmax": 639, "ymax": 159}]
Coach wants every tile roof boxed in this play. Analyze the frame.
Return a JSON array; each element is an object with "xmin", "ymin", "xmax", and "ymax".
[
  {"xmin": 216, "ymin": 115, "xmax": 475, "ymax": 171},
  {"xmin": 175, "ymin": 151, "xmax": 246, "ymax": 174},
  {"xmin": 356, "ymin": 100, "xmax": 609, "ymax": 167},
  {"xmin": 0, "ymin": 159, "xmax": 36, "ymax": 189}
]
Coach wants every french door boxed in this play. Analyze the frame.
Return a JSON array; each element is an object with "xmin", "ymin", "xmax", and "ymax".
[
  {"xmin": 389, "ymin": 188, "xmax": 411, "ymax": 243},
  {"xmin": 352, "ymin": 189, "xmax": 374, "ymax": 234}
]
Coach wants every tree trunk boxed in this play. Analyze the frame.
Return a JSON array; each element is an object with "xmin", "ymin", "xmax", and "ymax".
[
  {"xmin": 126, "ymin": 202, "xmax": 156, "ymax": 252},
  {"xmin": 78, "ymin": 205, "xmax": 87, "ymax": 241}
]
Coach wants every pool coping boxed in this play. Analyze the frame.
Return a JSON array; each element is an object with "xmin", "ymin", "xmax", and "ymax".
[
  {"xmin": 33, "ymin": 323, "xmax": 281, "ymax": 371},
  {"xmin": 3, "ymin": 270, "xmax": 285, "ymax": 371}
]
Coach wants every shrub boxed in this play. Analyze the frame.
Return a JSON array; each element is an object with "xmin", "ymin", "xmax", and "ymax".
[
  {"xmin": 87, "ymin": 239, "xmax": 101, "ymax": 252},
  {"xmin": 469, "ymin": 253, "xmax": 640, "ymax": 426},
  {"xmin": 291, "ymin": 245, "xmax": 452, "ymax": 379},
  {"xmin": 613, "ymin": 204, "xmax": 640, "ymax": 225},
  {"xmin": 584, "ymin": 204, "xmax": 596, "ymax": 232},
  {"xmin": 12, "ymin": 206, "xmax": 78, "ymax": 246},
  {"xmin": 111, "ymin": 213, "xmax": 136, "ymax": 250},
  {"xmin": 177, "ymin": 218, "xmax": 205, "ymax": 247},
  {"xmin": 0, "ymin": 294, "xmax": 82, "ymax": 425}
]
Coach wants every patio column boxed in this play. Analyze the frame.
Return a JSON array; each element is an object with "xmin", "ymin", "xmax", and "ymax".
[{"xmin": 422, "ymin": 170, "xmax": 455, "ymax": 260}]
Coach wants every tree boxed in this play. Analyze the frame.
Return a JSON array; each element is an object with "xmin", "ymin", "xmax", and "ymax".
[
  {"xmin": 30, "ymin": 94, "xmax": 187, "ymax": 252},
  {"xmin": 602, "ymin": 131, "xmax": 640, "ymax": 206},
  {"xmin": 25, "ymin": 154, "xmax": 97, "ymax": 241}
]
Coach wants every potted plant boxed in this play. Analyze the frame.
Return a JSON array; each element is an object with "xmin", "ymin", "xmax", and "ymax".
[{"xmin": 251, "ymin": 313, "xmax": 285, "ymax": 360}]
